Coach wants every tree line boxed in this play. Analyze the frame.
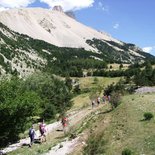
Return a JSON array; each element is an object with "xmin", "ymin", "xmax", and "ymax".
[{"xmin": 0, "ymin": 73, "xmax": 72, "ymax": 147}]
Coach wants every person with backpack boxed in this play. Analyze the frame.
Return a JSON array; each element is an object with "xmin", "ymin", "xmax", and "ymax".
[
  {"xmin": 97, "ymin": 96, "xmax": 100, "ymax": 105},
  {"xmin": 29, "ymin": 125, "xmax": 36, "ymax": 147},
  {"xmin": 61, "ymin": 115, "xmax": 69, "ymax": 134},
  {"xmin": 39, "ymin": 119, "xmax": 47, "ymax": 143},
  {"xmin": 92, "ymin": 100, "xmax": 95, "ymax": 109}
]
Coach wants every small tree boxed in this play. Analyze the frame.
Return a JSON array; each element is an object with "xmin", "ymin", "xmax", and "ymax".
[
  {"xmin": 65, "ymin": 76, "xmax": 72, "ymax": 91},
  {"xmin": 73, "ymin": 84, "xmax": 81, "ymax": 94},
  {"xmin": 144, "ymin": 112, "xmax": 154, "ymax": 120},
  {"xmin": 119, "ymin": 64, "xmax": 123, "ymax": 70},
  {"xmin": 110, "ymin": 92, "xmax": 121, "ymax": 109}
]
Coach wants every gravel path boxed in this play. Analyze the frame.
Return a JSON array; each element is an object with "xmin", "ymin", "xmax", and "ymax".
[
  {"xmin": 135, "ymin": 87, "xmax": 155, "ymax": 94},
  {"xmin": 1, "ymin": 104, "xmax": 104, "ymax": 155},
  {"xmin": 44, "ymin": 137, "xmax": 79, "ymax": 155},
  {"xmin": 0, "ymin": 110, "xmax": 81, "ymax": 154}
]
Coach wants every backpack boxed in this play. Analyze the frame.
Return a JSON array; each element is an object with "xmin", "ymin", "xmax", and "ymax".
[
  {"xmin": 29, "ymin": 128, "xmax": 35, "ymax": 136},
  {"xmin": 62, "ymin": 117, "xmax": 67, "ymax": 124},
  {"xmin": 40, "ymin": 124, "xmax": 46, "ymax": 133}
]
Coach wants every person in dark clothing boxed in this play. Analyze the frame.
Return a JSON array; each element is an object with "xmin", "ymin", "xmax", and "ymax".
[{"xmin": 29, "ymin": 125, "xmax": 36, "ymax": 147}]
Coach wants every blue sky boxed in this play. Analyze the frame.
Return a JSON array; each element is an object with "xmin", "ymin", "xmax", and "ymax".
[
  {"xmin": 0, "ymin": 0, "xmax": 155, "ymax": 55},
  {"xmin": 75, "ymin": 0, "xmax": 155, "ymax": 55}
]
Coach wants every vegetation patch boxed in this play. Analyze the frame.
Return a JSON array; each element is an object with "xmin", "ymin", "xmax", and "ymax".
[
  {"xmin": 122, "ymin": 148, "xmax": 132, "ymax": 155},
  {"xmin": 143, "ymin": 112, "xmax": 154, "ymax": 121}
]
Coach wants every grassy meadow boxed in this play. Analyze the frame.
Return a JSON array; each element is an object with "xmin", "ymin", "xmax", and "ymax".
[
  {"xmin": 84, "ymin": 93, "xmax": 155, "ymax": 155},
  {"xmin": 7, "ymin": 76, "xmax": 155, "ymax": 155},
  {"xmin": 7, "ymin": 77, "xmax": 118, "ymax": 155}
]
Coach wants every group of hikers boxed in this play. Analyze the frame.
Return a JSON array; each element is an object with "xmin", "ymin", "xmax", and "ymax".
[
  {"xmin": 91, "ymin": 95, "xmax": 110, "ymax": 108},
  {"xmin": 28, "ymin": 116, "xmax": 69, "ymax": 147},
  {"xmin": 28, "ymin": 95, "xmax": 110, "ymax": 147},
  {"xmin": 29, "ymin": 119, "xmax": 47, "ymax": 147}
]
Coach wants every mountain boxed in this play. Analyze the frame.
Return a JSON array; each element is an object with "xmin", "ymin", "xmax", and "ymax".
[
  {"xmin": 0, "ymin": 8, "xmax": 154, "ymax": 77},
  {"xmin": 0, "ymin": 7, "xmax": 121, "ymax": 51},
  {"xmin": 0, "ymin": 22, "xmax": 107, "ymax": 77}
]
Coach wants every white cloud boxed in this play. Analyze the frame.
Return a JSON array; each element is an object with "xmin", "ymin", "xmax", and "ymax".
[
  {"xmin": 40, "ymin": 0, "xmax": 94, "ymax": 11},
  {"xmin": 142, "ymin": 46, "xmax": 155, "ymax": 53},
  {"xmin": 0, "ymin": 0, "xmax": 35, "ymax": 9},
  {"xmin": 113, "ymin": 23, "xmax": 119, "ymax": 29},
  {"xmin": 0, "ymin": 0, "xmax": 94, "ymax": 11},
  {"xmin": 0, "ymin": 7, "xmax": 8, "ymax": 11},
  {"xmin": 97, "ymin": 1, "xmax": 108, "ymax": 12}
]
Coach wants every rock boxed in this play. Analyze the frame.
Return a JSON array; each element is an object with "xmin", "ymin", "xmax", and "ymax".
[
  {"xmin": 52, "ymin": 6, "xmax": 63, "ymax": 12},
  {"xmin": 135, "ymin": 87, "xmax": 155, "ymax": 94}
]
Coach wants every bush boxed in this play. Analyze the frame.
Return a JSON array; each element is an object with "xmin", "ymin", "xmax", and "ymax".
[
  {"xmin": 122, "ymin": 148, "xmax": 132, "ymax": 155},
  {"xmin": 144, "ymin": 112, "xmax": 154, "ymax": 120},
  {"xmin": 110, "ymin": 92, "xmax": 121, "ymax": 109},
  {"xmin": 104, "ymin": 79, "xmax": 125, "ymax": 96}
]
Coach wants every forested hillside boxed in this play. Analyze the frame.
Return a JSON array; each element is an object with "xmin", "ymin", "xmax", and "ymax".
[
  {"xmin": 0, "ymin": 73, "xmax": 72, "ymax": 147},
  {"xmin": 0, "ymin": 22, "xmax": 154, "ymax": 78}
]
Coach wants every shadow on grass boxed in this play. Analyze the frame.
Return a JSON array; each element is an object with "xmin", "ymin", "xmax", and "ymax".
[
  {"xmin": 21, "ymin": 143, "xmax": 30, "ymax": 147},
  {"xmin": 98, "ymin": 109, "xmax": 113, "ymax": 115},
  {"xmin": 21, "ymin": 139, "xmax": 41, "ymax": 148},
  {"xmin": 140, "ymin": 119, "xmax": 152, "ymax": 122},
  {"xmin": 55, "ymin": 135, "xmax": 65, "ymax": 139},
  {"xmin": 56, "ymin": 129, "xmax": 63, "ymax": 132}
]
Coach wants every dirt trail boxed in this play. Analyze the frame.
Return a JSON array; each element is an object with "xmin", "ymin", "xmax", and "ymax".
[
  {"xmin": 1, "ymin": 104, "xmax": 104, "ymax": 154},
  {"xmin": 44, "ymin": 105, "xmax": 110, "ymax": 155},
  {"xmin": 69, "ymin": 113, "xmax": 111, "ymax": 155}
]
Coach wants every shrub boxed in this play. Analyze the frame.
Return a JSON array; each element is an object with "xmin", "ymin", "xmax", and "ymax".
[
  {"xmin": 122, "ymin": 148, "xmax": 132, "ymax": 155},
  {"xmin": 73, "ymin": 84, "xmax": 81, "ymax": 94},
  {"xmin": 110, "ymin": 92, "xmax": 121, "ymax": 109},
  {"xmin": 144, "ymin": 112, "xmax": 154, "ymax": 120},
  {"xmin": 104, "ymin": 79, "xmax": 125, "ymax": 96}
]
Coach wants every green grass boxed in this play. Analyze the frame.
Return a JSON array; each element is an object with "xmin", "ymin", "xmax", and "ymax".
[
  {"xmin": 8, "ymin": 131, "xmax": 65, "ymax": 155},
  {"xmin": 108, "ymin": 63, "xmax": 129, "ymax": 70},
  {"xmin": 71, "ymin": 77, "xmax": 120, "ymax": 110},
  {"xmin": 70, "ymin": 93, "xmax": 90, "ymax": 110},
  {"xmin": 7, "ymin": 77, "xmax": 120, "ymax": 155},
  {"xmin": 77, "ymin": 77, "xmax": 120, "ymax": 90},
  {"xmin": 96, "ymin": 93, "xmax": 155, "ymax": 155}
]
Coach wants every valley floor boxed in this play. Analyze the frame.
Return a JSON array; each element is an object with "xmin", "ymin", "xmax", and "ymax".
[
  {"xmin": 2, "ymin": 93, "xmax": 155, "ymax": 155},
  {"xmin": 2, "ymin": 77, "xmax": 155, "ymax": 155}
]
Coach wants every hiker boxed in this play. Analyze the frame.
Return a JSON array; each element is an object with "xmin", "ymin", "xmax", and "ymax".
[
  {"xmin": 29, "ymin": 125, "xmax": 36, "ymax": 147},
  {"xmin": 61, "ymin": 115, "xmax": 69, "ymax": 134},
  {"xmin": 92, "ymin": 100, "xmax": 95, "ymax": 108},
  {"xmin": 39, "ymin": 119, "xmax": 47, "ymax": 143},
  {"xmin": 97, "ymin": 96, "xmax": 100, "ymax": 105},
  {"xmin": 108, "ymin": 95, "xmax": 111, "ymax": 103}
]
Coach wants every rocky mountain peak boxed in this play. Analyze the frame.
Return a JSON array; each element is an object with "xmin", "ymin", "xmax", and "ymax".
[{"xmin": 52, "ymin": 5, "xmax": 64, "ymax": 12}]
